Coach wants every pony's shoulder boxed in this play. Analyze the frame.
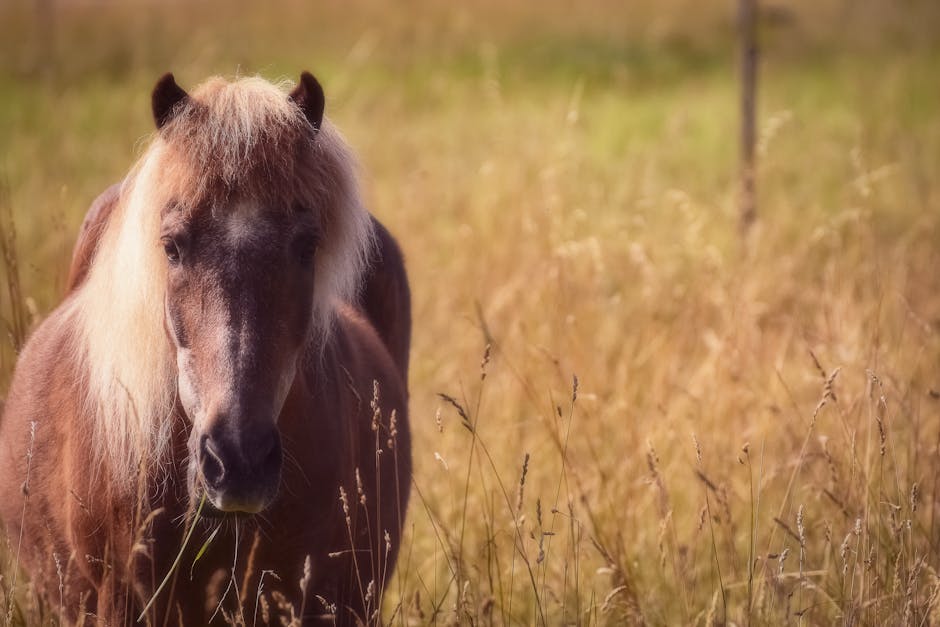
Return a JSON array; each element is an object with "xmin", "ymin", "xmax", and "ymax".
[
  {"xmin": 0, "ymin": 298, "xmax": 85, "ymax": 500},
  {"xmin": 2, "ymin": 299, "xmax": 83, "ymax": 416},
  {"xmin": 320, "ymin": 303, "xmax": 407, "ymax": 399},
  {"xmin": 331, "ymin": 303, "xmax": 395, "ymax": 364}
]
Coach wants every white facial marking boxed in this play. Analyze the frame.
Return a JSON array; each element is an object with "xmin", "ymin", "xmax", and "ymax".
[
  {"xmin": 223, "ymin": 201, "xmax": 265, "ymax": 246},
  {"xmin": 176, "ymin": 348, "xmax": 202, "ymax": 422},
  {"xmin": 169, "ymin": 202, "xmax": 298, "ymax": 435}
]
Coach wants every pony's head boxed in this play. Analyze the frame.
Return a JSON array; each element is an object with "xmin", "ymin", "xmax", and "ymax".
[{"xmin": 74, "ymin": 73, "xmax": 373, "ymax": 513}]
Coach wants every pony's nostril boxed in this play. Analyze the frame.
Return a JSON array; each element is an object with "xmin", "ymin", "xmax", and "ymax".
[
  {"xmin": 258, "ymin": 433, "xmax": 282, "ymax": 473},
  {"xmin": 200, "ymin": 437, "xmax": 226, "ymax": 489}
]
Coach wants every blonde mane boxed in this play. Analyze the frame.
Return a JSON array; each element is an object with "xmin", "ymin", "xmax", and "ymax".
[{"xmin": 71, "ymin": 76, "xmax": 374, "ymax": 486}]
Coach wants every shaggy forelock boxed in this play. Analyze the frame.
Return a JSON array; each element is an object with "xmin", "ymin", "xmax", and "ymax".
[{"xmin": 159, "ymin": 76, "xmax": 315, "ymax": 205}]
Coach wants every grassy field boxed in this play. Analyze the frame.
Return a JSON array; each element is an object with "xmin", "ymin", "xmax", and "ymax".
[{"xmin": 2, "ymin": 0, "xmax": 940, "ymax": 624}]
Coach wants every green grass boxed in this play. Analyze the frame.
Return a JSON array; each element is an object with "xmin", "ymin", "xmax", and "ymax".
[{"xmin": 2, "ymin": 0, "xmax": 940, "ymax": 624}]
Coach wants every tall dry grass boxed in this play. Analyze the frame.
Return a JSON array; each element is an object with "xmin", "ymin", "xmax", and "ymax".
[{"xmin": 1, "ymin": 0, "xmax": 939, "ymax": 624}]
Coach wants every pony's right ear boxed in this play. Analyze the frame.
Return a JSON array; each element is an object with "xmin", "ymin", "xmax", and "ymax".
[
  {"xmin": 289, "ymin": 71, "xmax": 325, "ymax": 132},
  {"xmin": 152, "ymin": 73, "xmax": 189, "ymax": 130}
]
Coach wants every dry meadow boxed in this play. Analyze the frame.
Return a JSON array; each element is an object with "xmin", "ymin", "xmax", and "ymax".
[{"xmin": 1, "ymin": 0, "xmax": 939, "ymax": 624}]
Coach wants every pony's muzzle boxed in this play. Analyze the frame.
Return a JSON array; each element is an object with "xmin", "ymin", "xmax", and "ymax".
[{"xmin": 199, "ymin": 426, "xmax": 282, "ymax": 513}]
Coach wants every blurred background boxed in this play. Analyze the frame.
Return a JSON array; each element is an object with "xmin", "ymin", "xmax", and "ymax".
[{"xmin": 1, "ymin": 0, "xmax": 939, "ymax": 624}]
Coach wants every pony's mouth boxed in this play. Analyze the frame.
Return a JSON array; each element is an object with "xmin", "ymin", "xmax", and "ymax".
[
  {"xmin": 191, "ymin": 471, "xmax": 272, "ymax": 519},
  {"xmin": 194, "ymin": 486, "xmax": 268, "ymax": 520},
  {"xmin": 200, "ymin": 499, "xmax": 251, "ymax": 520}
]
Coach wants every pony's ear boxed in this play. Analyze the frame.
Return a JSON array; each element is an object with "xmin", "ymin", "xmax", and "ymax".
[
  {"xmin": 289, "ymin": 71, "xmax": 325, "ymax": 132},
  {"xmin": 152, "ymin": 73, "xmax": 189, "ymax": 130}
]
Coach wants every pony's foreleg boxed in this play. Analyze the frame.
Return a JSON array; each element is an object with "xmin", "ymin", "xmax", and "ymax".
[{"xmin": 91, "ymin": 575, "xmax": 136, "ymax": 627}]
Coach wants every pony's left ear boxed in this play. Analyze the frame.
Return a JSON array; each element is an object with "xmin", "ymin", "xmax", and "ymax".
[
  {"xmin": 289, "ymin": 71, "xmax": 325, "ymax": 132},
  {"xmin": 152, "ymin": 73, "xmax": 190, "ymax": 130}
]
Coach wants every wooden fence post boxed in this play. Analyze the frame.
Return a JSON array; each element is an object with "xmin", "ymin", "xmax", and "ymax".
[{"xmin": 739, "ymin": 0, "xmax": 758, "ymax": 235}]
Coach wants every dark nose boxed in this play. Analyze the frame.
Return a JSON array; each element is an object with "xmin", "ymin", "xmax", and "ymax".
[{"xmin": 199, "ymin": 422, "xmax": 282, "ymax": 512}]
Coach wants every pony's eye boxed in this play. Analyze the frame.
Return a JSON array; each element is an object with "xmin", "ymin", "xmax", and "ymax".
[
  {"xmin": 294, "ymin": 234, "xmax": 317, "ymax": 266},
  {"xmin": 162, "ymin": 237, "xmax": 182, "ymax": 264}
]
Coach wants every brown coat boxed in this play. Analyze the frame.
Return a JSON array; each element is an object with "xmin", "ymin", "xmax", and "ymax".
[{"xmin": 0, "ymin": 73, "xmax": 412, "ymax": 626}]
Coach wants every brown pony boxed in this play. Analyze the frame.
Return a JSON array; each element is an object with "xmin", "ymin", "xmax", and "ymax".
[{"xmin": 0, "ymin": 72, "xmax": 411, "ymax": 626}]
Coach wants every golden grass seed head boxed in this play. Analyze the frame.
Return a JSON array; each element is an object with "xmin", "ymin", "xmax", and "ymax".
[
  {"xmin": 260, "ymin": 594, "xmax": 270, "ymax": 624},
  {"xmin": 387, "ymin": 409, "xmax": 397, "ymax": 450},
  {"xmin": 479, "ymin": 343, "xmax": 491, "ymax": 381},
  {"xmin": 840, "ymin": 533, "xmax": 853, "ymax": 576},
  {"xmin": 704, "ymin": 588, "xmax": 719, "ymax": 627},
  {"xmin": 876, "ymin": 416, "xmax": 887, "ymax": 457},
  {"xmin": 778, "ymin": 547, "xmax": 789, "ymax": 575},
  {"xmin": 515, "ymin": 452, "xmax": 530, "ymax": 515},
  {"xmin": 797, "ymin": 505, "xmax": 805, "ymax": 548},
  {"xmin": 338, "ymin": 486, "xmax": 350, "ymax": 525},
  {"xmin": 314, "ymin": 595, "xmax": 335, "ymax": 616},
  {"xmin": 657, "ymin": 511, "xmax": 672, "ymax": 570},
  {"xmin": 355, "ymin": 468, "xmax": 365, "ymax": 505},
  {"xmin": 298, "ymin": 555, "xmax": 311, "ymax": 594},
  {"xmin": 370, "ymin": 379, "xmax": 380, "ymax": 431}
]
